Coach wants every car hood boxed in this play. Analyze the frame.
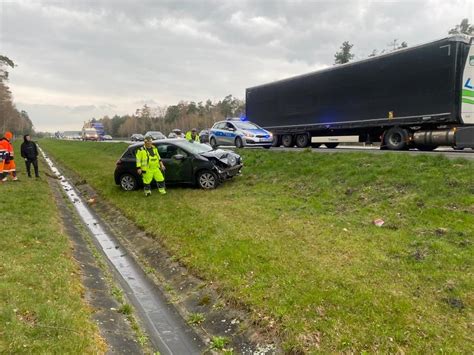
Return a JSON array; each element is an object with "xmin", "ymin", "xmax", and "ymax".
[{"xmin": 200, "ymin": 149, "xmax": 241, "ymax": 166}]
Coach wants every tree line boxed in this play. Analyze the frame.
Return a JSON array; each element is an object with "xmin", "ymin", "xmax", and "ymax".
[
  {"xmin": 93, "ymin": 94, "xmax": 245, "ymax": 137},
  {"xmin": 0, "ymin": 55, "xmax": 34, "ymax": 136}
]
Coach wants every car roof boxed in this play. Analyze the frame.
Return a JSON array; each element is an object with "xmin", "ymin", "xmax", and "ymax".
[{"xmin": 127, "ymin": 138, "xmax": 185, "ymax": 149}]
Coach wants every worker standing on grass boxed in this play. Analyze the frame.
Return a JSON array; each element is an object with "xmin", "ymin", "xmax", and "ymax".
[
  {"xmin": 185, "ymin": 128, "xmax": 200, "ymax": 143},
  {"xmin": 0, "ymin": 136, "xmax": 6, "ymax": 182},
  {"xmin": 136, "ymin": 136, "xmax": 166, "ymax": 197},
  {"xmin": 21, "ymin": 134, "xmax": 39, "ymax": 178},
  {"xmin": 0, "ymin": 132, "xmax": 18, "ymax": 181}
]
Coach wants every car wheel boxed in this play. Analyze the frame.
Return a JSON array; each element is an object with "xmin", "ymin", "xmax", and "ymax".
[
  {"xmin": 197, "ymin": 170, "xmax": 218, "ymax": 189},
  {"xmin": 325, "ymin": 143, "xmax": 339, "ymax": 149},
  {"xmin": 296, "ymin": 134, "xmax": 310, "ymax": 148},
  {"xmin": 210, "ymin": 137, "xmax": 218, "ymax": 149},
  {"xmin": 235, "ymin": 136, "xmax": 244, "ymax": 148},
  {"xmin": 120, "ymin": 174, "xmax": 137, "ymax": 191},
  {"xmin": 272, "ymin": 135, "xmax": 281, "ymax": 147},
  {"xmin": 282, "ymin": 134, "xmax": 294, "ymax": 147},
  {"xmin": 384, "ymin": 127, "xmax": 410, "ymax": 150}
]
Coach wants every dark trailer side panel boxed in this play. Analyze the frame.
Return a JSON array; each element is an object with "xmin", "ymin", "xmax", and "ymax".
[{"xmin": 246, "ymin": 38, "xmax": 464, "ymax": 132}]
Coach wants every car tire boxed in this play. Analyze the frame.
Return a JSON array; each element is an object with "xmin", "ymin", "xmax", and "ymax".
[
  {"xmin": 282, "ymin": 134, "xmax": 294, "ymax": 147},
  {"xmin": 384, "ymin": 127, "xmax": 410, "ymax": 150},
  {"xmin": 210, "ymin": 137, "xmax": 218, "ymax": 149},
  {"xmin": 272, "ymin": 135, "xmax": 281, "ymax": 147},
  {"xmin": 235, "ymin": 136, "xmax": 244, "ymax": 148},
  {"xmin": 120, "ymin": 174, "xmax": 138, "ymax": 191},
  {"xmin": 296, "ymin": 134, "xmax": 310, "ymax": 148},
  {"xmin": 325, "ymin": 143, "xmax": 339, "ymax": 149},
  {"xmin": 197, "ymin": 170, "xmax": 219, "ymax": 189}
]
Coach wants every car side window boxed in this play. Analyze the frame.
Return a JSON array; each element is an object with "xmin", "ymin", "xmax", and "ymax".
[
  {"xmin": 226, "ymin": 123, "xmax": 235, "ymax": 131},
  {"xmin": 127, "ymin": 147, "xmax": 139, "ymax": 159},
  {"xmin": 176, "ymin": 147, "xmax": 188, "ymax": 158},
  {"xmin": 156, "ymin": 144, "xmax": 186, "ymax": 159},
  {"xmin": 157, "ymin": 144, "xmax": 172, "ymax": 159},
  {"xmin": 215, "ymin": 122, "xmax": 225, "ymax": 130}
]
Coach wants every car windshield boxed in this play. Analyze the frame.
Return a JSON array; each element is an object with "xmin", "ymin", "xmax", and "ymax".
[
  {"xmin": 174, "ymin": 141, "xmax": 213, "ymax": 154},
  {"xmin": 233, "ymin": 121, "xmax": 260, "ymax": 130}
]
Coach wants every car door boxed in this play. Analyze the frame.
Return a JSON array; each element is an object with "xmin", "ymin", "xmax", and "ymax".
[
  {"xmin": 222, "ymin": 122, "xmax": 237, "ymax": 145},
  {"xmin": 212, "ymin": 122, "xmax": 226, "ymax": 145},
  {"xmin": 156, "ymin": 143, "xmax": 193, "ymax": 183}
]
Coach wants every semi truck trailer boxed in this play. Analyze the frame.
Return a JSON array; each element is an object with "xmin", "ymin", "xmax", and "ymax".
[{"xmin": 246, "ymin": 35, "xmax": 474, "ymax": 150}]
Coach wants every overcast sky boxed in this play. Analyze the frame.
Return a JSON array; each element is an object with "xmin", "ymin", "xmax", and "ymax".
[{"xmin": 1, "ymin": 0, "xmax": 472, "ymax": 131}]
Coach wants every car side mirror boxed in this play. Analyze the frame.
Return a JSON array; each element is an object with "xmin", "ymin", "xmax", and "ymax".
[{"xmin": 173, "ymin": 154, "xmax": 185, "ymax": 161}]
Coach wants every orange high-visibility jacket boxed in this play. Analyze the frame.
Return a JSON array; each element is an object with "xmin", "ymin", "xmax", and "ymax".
[
  {"xmin": 0, "ymin": 138, "xmax": 16, "ymax": 172},
  {"xmin": 0, "ymin": 139, "xmax": 8, "ymax": 173}
]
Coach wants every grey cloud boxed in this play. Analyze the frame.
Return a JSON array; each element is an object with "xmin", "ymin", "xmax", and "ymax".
[{"xmin": 2, "ymin": 0, "xmax": 472, "ymax": 131}]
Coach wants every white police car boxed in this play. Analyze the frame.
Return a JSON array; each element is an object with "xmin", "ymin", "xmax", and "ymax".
[{"xmin": 209, "ymin": 118, "xmax": 273, "ymax": 149}]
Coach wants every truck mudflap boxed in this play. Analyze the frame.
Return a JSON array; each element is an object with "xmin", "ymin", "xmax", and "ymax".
[{"xmin": 454, "ymin": 126, "xmax": 474, "ymax": 148}]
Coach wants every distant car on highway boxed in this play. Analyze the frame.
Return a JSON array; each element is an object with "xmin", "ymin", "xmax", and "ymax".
[
  {"xmin": 209, "ymin": 119, "xmax": 273, "ymax": 149},
  {"xmin": 168, "ymin": 129, "xmax": 185, "ymax": 139},
  {"xmin": 82, "ymin": 128, "xmax": 99, "ymax": 141},
  {"xmin": 114, "ymin": 139, "xmax": 242, "ymax": 191},
  {"xmin": 102, "ymin": 135, "xmax": 113, "ymax": 141},
  {"xmin": 144, "ymin": 131, "xmax": 166, "ymax": 140},
  {"xmin": 199, "ymin": 129, "xmax": 210, "ymax": 143},
  {"xmin": 131, "ymin": 134, "xmax": 144, "ymax": 142}
]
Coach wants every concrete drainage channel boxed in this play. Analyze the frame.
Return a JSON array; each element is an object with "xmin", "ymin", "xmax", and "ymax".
[{"xmin": 39, "ymin": 147, "xmax": 204, "ymax": 354}]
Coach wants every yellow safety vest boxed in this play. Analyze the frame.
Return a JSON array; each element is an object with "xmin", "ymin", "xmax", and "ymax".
[
  {"xmin": 185, "ymin": 131, "xmax": 200, "ymax": 143},
  {"xmin": 136, "ymin": 146, "xmax": 161, "ymax": 170}
]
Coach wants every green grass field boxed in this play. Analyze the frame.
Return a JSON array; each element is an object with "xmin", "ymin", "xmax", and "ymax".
[
  {"xmin": 40, "ymin": 139, "xmax": 473, "ymax": 353},
  {"xmin": 0, "ymin": 142, "xmax": 104, "ymax": 353}
]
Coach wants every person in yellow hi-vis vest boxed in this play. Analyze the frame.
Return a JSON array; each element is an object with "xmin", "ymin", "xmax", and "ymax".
[
  {"xmin": 185, "ymin": 128, "xmax": 200, "ymax": 143},
  {"xmin": 136, "ymin": 136, "xmax": 166, "ymax": 196}
]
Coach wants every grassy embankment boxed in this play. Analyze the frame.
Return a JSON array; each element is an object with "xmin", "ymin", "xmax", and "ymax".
[
  {"xmin": 0, "ymin": 141, "xmax": 104, "ymax": 353},
  {"xmin": 41, "ymin": 139, "xmax": 473, "ymax": 353}
]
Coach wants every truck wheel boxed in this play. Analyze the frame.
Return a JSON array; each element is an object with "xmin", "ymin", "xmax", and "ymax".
[
  {"xmin": 272, "ymin": 135, "xmax": 281, "ymax": 147},
  {"xmin": 235, "ymin": 137, "xmax": 244, "ymax": 148},
  {"xmin": 120, "ymin": 174, "xmax": 138, "ymax": 191},
  {"xmin": 282, "ymin": 134, "xmax": 294, "ymax": 147},
  {"xmin": 296, "ymin": 134, "xmax": 310, "ymax": 148},
  {"xmin": 311, "ymin": 143, "xmax": 321, "ymax": 148},
  {"xmin": 210, "ymin": 137, "xmax": 218, "ymax": 149},
  {"xmin": 384, "ymin": 127, "xmax": 409, "ymax": 150},
  {"xmin": 325, "ymin": 143, "xmax": 339, "ymax": 149}
]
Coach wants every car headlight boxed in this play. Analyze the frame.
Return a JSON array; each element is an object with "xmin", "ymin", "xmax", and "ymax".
[
  {"xmin": 243, "ymin": 131, "xmax": 254, "ymax": 138},
  {"xmin": 268, "ymin": 132, "xmax": 273, "ymax": 138},
  {"xmin": 227, "ymin": 155, "xmax": 237, "ymax": 166}
]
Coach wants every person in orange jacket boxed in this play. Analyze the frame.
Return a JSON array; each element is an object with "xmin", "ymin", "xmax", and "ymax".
[
  {"xmin": 0, "ymin": 132, "xmax": 18, "ymax": 181},
  {"xmin": 0, "ymin": 136, "xmax": 6, "ymax": 181}
]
